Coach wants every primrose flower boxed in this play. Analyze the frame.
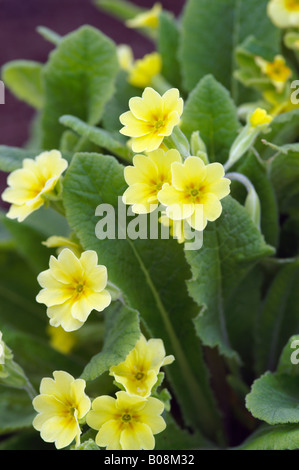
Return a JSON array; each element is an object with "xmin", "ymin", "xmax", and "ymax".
[
  {"xmin": 119, "ymin": 87, "xmax": 184, "ymax": 153},
  {"xmin": 47, "ymin": 325, "xmax": 76, "ymax": 355},
  {"xmin": 36, "ymin": 248, "xmax": 111, "ymax": 332},
  {"xmin": 32, "ymin": 370, "xmax": 91, "ymax": 449},
  {"xmin": 128, "ymin": 52, "xmax": 162, "ymax": 88},
  {"xmin": 86, "ymin": 391, "xmax": 166, "ymax": 450},
  {"xmin": 1, "ymin": 150, "xmax": 68, "ymax": 222},
  {"xmin": 267, "ymin": 0, "xmax": 299, "ymax": 28},
  {"xmin": 122, "ymin": 148, "xmax": 182, "ymax": 214},
  {"xmin": 158, "ymin": 157, "xmax": 231, "ymax": 232},
  {"xmin": 126, "ymin": 3, "xmax": 162, "ymax": 29},
  {"xmin": 255, "ymin": 55, "xmax": 292, "ymax": 92},
  {"xmin": 249, "ymin": 107, "xmax": 273, "ymax": 128},
  {"xmin": 109, "ymin": 334, "xmax": 174, "ymax": 398}
]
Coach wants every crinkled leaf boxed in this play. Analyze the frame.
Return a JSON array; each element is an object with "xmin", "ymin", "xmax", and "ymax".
[
  {"xmin": 41, "ymin": 25, "xmax": 119, "ymax": 148},
  {"xmin": 2, "ymin": 60, "xmax": 43, "ymax": 109},
  {"xmin": 185, "ymin": 196, "xmax": 274, "ymax": 361},
  {"xmin": 246, "ymin": 372, "xmax": 299, "ymax": 425},
  {"xmin": 180, "ymin": 75, "xmax": 240, "ymax": 164}
]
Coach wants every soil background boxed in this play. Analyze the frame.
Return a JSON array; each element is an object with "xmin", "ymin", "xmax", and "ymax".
[{"xmin": 0, "ymin": 0, "xmax": 185, "ymax": 200}]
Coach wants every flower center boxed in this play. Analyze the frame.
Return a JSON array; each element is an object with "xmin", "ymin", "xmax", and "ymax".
[
  {"xmin": 191, "ymin": 189, "xmax": 199, "ymax": 197},
  {"xmin": 154, "ymin": 119, "xmax": 164, "ymax": 130},
  {"xmin": 122, "ymin": 413, "xmax": 132, "ymax": 422},
  {"xmin": 285, "ymin": 0, "xmax": 299, "ymax": 11},
  {"xmin": 135, "ymin": 371, "xmax": 145, "ymax": 380},
  {"xmin": 76, "ymin": 283, "xmax": 84, "ymax": 293}
]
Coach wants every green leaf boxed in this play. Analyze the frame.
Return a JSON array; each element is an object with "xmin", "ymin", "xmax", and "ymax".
[
  {"xmin": 185, "ymin": 196, "xmax": 274, "ymax": 361},
  {"xmin": 81, "ymin": 302, "xmax": 140, "ymax": 381},
  {"xmin": 255, "ymin": 260, "xmax": 299, "ymax": 375},
  {"xmin": 2, "ymin": 60, "xmax": 43, "ymax": 109},
  {"xmin": 0, "ymin": 146, "xmax": 39, "ymax": 172},
  {"xmin": 41, "ymin": 25, "xmax": 119, "ymax": 149},
  {"xmin": 179, "ymin": 0, "xmax": 280, "ymax": 98},
  {"xmin": 59, "ymin": 114, "xmax": 133, "ymax": 162},
  {"xmin": 180, "ymin": 75, "xmax": 240, "ymax": 164},
  {"xmin": 246, "ymin": 372, "xmax": 299, "ymax": 425},
  {"xmin": 62, "ymin": 152, "xmax": 224, "ymax": 444},
  {"xmin": 237, "ymin": 423, "xmax": 299, "ymax": 450},
  {"xmin": 0, "ymin": 388, "xmax": 35, "ymax": 435},
  {"xmin": 157, "ymin": 11, "xmax": 182, "ymax": 89}
]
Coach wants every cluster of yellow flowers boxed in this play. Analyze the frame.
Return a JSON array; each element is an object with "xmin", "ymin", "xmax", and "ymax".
[
  {"xmin": 32, "ymin": 334, "xmax": 174, "ymax": 450},
  {"xmin": 119, "ymin": 86, "xmax": 231, "ymax": 240}
]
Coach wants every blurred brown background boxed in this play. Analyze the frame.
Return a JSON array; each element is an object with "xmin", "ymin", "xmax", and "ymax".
[{"xmin": 0, "ymin": 0, "xmax": 185, "ymax": 196}]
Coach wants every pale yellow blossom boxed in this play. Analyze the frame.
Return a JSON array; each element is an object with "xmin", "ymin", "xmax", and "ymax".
[
  {"xmin": 32, "ymin": 371, "xmax": 91, "ymax": 449},
  {"xmin": 1, "ymin": 150, "xmax": 68, "ymax": 222},
  {"xmin": 86, "ymin": 391, "xmax": 166, "ymax": 450}
]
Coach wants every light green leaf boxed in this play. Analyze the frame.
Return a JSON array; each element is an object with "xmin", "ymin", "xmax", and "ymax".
[
  {"xmin": 180, "ymin": 75, "xmax": 240, "ymax": 164},
  {"xmin": 237, "ymin": 423, "xmax": 299, "ymax": 450},
  {"xmin": 41, "ymin": 25, "xmax": 119, "ymax": 148},
  {"xmin": 0, "ymin": 146, "xmax": 39, "ymax": 172},
  {"xmin": 62, "ymin": 152, "xmax": 224, "ymax": 444},
  {"xmin": 246, "ymin": 372, "xmax": 299, "ymax": 425},
  {"xmin": 185, "ymin": 196, "xmax": 274, "ymax": 360},
  {"xmin": 59, "ymin": 114, "xmax": 133, "ymax": 162},
  {"xmin": 2, "ymin": 60, "xmax": 43, "ymax": 109}
]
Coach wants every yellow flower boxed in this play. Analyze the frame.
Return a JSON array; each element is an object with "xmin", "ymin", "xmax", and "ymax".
[
  {"xmin": 86, "ymin": 391, "xmax": 166, "ymax": 450},
  {"xmin": 32, "ymin": 370, "xmax": 91, "ymax": 449},
  {"xmin": 128, "ymin": 52, "xmax": 162, "ymax": 88},
  {"xmin": 249, "ymin": 108, "xmax": 273, "ymax": 128},
  {"xmin": 36, "ymin": 248, "xmax": 111, "ymax": 332},
  {"xmin": 255, "ymin": 55, "xmax": 292, "ymax": 92},
  {"xmin": 267, "ymin": 0, "xmax": 299, "ymax": 28},
  {"xmin": 109, "ymin": 334, "xmax": 174, "ymax": 398},
  {"xmin": 126, "ymin": 3, "xmax": 162, "ymax": 29},
  {"xmin": 42, "ymin": 235, "xmax": 82, "ymax": 258},
  {"xmin": 117, "ymin": 44, "xmax": 134, "ymax": 71},
  {"xmin": 1, "ymin": 150, "xmax": 68, "ymax": 222},
  {"xmin": 158, "ymin": 157, "xmax": 231, "ymax": 232},
  {"xmin": 119, "ymin": 87, "xmax": 184, "ymax": 153},
  {"xmin": 47, "ymin": 325, "xmax": 76, "ymax": 355},
  {"xmin": 122, "ymin": 148, "xmax": 182, "ymax": 214}
]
